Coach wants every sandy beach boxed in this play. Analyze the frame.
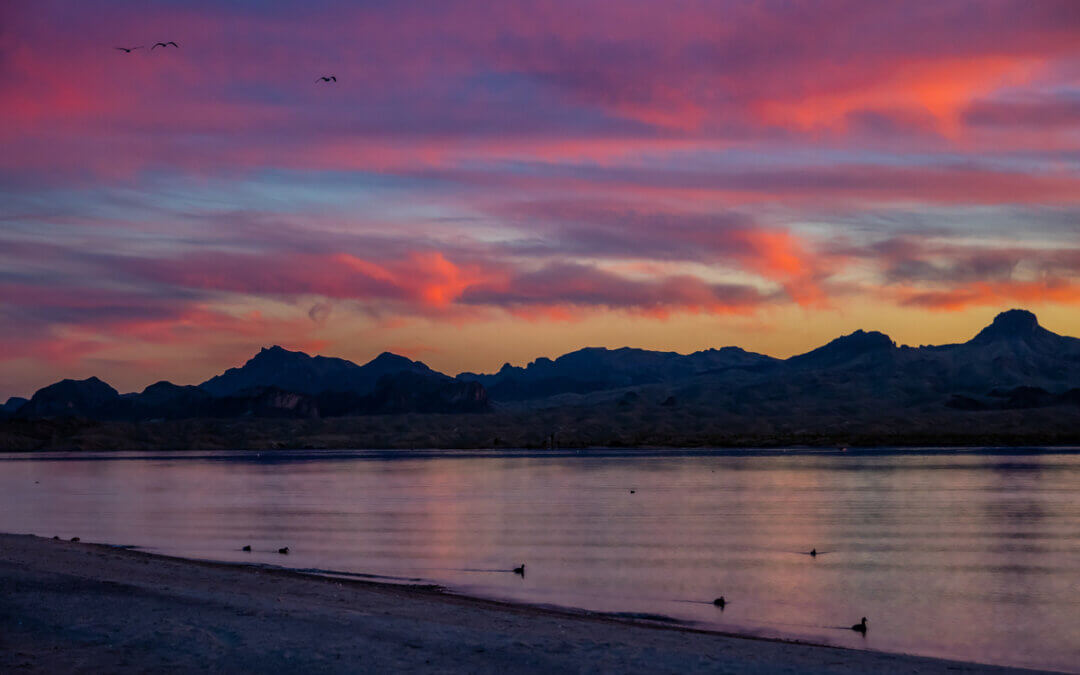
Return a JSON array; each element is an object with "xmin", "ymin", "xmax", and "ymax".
[{"xmin": 0, "ymin": 533, "xmax": 1052, "ymax": 674}]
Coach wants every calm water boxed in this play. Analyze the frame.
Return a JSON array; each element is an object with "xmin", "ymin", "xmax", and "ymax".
[{"xmin": 1, "ymin": 449, "xmax": 1078, "ymax": 671}]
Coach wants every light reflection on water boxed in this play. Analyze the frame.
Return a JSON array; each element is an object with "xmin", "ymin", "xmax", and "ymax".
[{"xmin": 1, "ymin": 449, "xmax": 1078, "ymax": 671}]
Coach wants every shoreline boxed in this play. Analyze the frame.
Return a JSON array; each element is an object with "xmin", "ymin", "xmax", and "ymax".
[
  {"xmin": 3, "ymin": 444, "xmax": 1080, "ymax": 458},
  {"xmin": 4, "ymin": 413, "xmax": 1080, "ymax": 452},
  {"xmin": 0, "ymin": 533, "xmax": 1055, "ymax": 673}
]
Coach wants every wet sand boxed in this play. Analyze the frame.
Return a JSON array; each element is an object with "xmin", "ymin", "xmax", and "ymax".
[{"xmin": 0, "ymin": 533, "xmax": 1051, "ymax": 673}]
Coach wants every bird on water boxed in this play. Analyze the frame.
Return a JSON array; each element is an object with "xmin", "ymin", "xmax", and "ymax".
[
  {"xmin": 851, "ymin": 617, "xmax": 867, "ymax": 633},
  {"xmin": 810, "ymin": 548, "xmax": 817, "ymax": 557},
  {"xmin": 513, "ymin": 563, "xmax": 525, "ymax": 576},
  {"xmin": 278, "ymin": 546, "xmax": 289, "ymax": 555},
  {"xmin": 713, "ymin": 596, "xmax": 726, "ymax": 608}
]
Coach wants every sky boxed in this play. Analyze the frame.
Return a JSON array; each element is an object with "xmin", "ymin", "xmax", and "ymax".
[{"xmin": 2, "ymin": 0, "xmax": 1080, "ymax": 397}]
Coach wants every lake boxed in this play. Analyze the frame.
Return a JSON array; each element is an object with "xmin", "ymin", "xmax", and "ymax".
[{"xmin": 1, "ymin": 448, "xmax": 1078, "ymax": 671}]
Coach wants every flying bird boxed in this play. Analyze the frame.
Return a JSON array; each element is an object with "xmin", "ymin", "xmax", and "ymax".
[
  {"xmin": 316, "ymin": 76, "xmax": 337, "ymax": 83},
  {"xmin": 152, "ymin": 41, "xmax": 179, "ymax": 49},
  {"xmin": 114, "ymin": 46, "xmax": 142, "ymax": 53}
]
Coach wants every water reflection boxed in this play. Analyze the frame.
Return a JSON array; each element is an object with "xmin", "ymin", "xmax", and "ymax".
[{"xmin": 0, "ymin": 450, "xmax": 1078, "ymax": 671}]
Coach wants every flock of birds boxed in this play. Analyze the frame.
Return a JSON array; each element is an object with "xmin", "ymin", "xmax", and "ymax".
[
  {"xmin": 116, "ymin": 41, "xmax": 337, "ymax": 83},
  {"xmin": 66, "ymin": 531, "xmax": 869, "ymax": 635},
  {"xmin": 710, "ymin": 547, "xmax": 866, "ymax": 634},
  {"xmin": 234, "ymin": 535, "xmax": 868, "ymax": 635},
  {"xmin": 511, "ymin": 549, "xmax": 872, "ymax": 635},
  {"xmin": 709, "ymin": 547, "xmax": 874, "ymax": 633}
]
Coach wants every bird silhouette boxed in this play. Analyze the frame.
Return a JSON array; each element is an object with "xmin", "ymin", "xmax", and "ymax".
[
  {"xmin": 316, "ymin": 76, "xmax": 337, "ymax": 83},
  {"xmin": 713, "ymin": 596, "xmax": 726, "ymax": 608},
  {"xmin": 810, "ymin": 548, "xmax": 817, "ymax": 557},
  {"xmin": 851, "ymin": 617, "xmax": 868, "ymax": 634},
  {"xmin": 512, "ymin": 563, "xmax": 525, "ymax": 576},
  {"xmin": 151, "ymin": 41, "xmax": 179, "ymax": 49},
  {"xmin": 278, "ymin": 546, "xmax": 289, "ymax": 555},
  {"xmin": 114, "ymin": 46, "xmax": 142, "ymax": 53}
]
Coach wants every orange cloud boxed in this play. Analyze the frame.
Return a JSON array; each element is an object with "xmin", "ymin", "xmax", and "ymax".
[
  {"xmin": 755, "ymin": 55, "xmax": 1040, "ymax": 137},
  {"xmin": 335, "ymin": 251, "xmax": 509, "ymax": 309},
  {"xmin": 731, "ymin": 230, "xmax": 834, "ymax": 307},
  {"xmin": 895, "ymin": 279, "xmax": 1080, "ymax": 311}
]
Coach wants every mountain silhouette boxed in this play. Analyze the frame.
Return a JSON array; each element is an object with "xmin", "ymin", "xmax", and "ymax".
[
  {"xmin": 11, "ymin": 347, "xmax": 486, "ymax": 421},
  {"xmin": 969, "ymin": 309, "xmax": 1044, "ymax": 344},
  {"xmin": 643, "ymin": 309, "xmax": 1080, "ymax": 420},
  {"xmin": 1, "ymin": 397, "xmax": 27, "ymax": 416},
  {"xmin": 457, "ymin": 345, "xmax": 775, "ymax": 401},
  {"xmin": 449, "ymin": 309, "xmax": 1080, "ymax": 407},
  {"xmin": 787, "ymin": 330, "xmax": 896, "ymax": 369},
  {"xmin": 16, "ymin": 377, "xmax": 119, "ymax": 418},
  {"xmin": 107, "ymin": 382, "xmax": 215, "ymax": 420},
  {"xmin": 921, "ymin": 309, "xmax": 1080, "ymax": 394},
  {"xmin": 199, "ymin": 346, "xmax": 433, "ymax": 396},
  {"xmin": 6, "ymin": 310, "xmax": 1080, "ymax": 432}
]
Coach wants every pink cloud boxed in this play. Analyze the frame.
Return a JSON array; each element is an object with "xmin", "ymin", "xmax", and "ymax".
[{"xmin": 4, "ymin": 0, "xmax": 1080, "ymax": 392}]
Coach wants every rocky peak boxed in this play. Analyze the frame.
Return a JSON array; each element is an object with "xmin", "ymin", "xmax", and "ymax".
[
  {"xmin": 18, "ymin": 376, "xmax": 120, "ymax": 418},
  {"xmin": 250, "ymin": 345, "xmax": 308, "ymax": 365},
  {"xmin": 366, "ymin": 352, "xmax": 415, "ymax": 368},
  {"xmin": 970, "ymin": 309, "xmax": 1042, "ymax": 344}
]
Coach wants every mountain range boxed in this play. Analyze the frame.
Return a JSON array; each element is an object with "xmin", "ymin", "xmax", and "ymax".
[
  {"xmin": 3, "ymin": 310, "xmax": 1080, "ymax": 446},
  {"xmin": 456, "ymin": 308, "xmax": 1080, "ymax": 412},
  {"xmin": 6, "ymin": 348, "xmax": 487, "ymax": 421}
]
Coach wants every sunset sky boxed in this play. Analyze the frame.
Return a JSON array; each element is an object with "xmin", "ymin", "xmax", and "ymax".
[{"xmin": 2, "ymin": 0, "xmax": 1080, "ymax": 396}]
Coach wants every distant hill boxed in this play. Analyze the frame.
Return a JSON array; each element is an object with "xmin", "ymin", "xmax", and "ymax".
[
  {"xmin": 12, "ymin": 347, "xmax": 487, "ymax": 421},
  {"xmin": 6, "ymin": 310, "xmax": 1080, "ymax": 441},
  {"xmin": 649, "ymin": 309, "xmax": 1080, "ymax": 420},
  {"xmin": 16, "ymin": 377, "xmax": 120, "ymax": 418},
  {"xmin": 457, "ymin": 346, "xmax": 776, "ymax": 400},
  {"xmin": 785, "ymin": 330, "xmax": 896, "ymax": 369},
  {"xmin": 452, "ymin": 309, "xmax": 1080, "ymax": 409},
  {"xmin": 1, "ymin": 397, "xmax": 27, "ymax": 417},
  {"xmin": 200, "ymin": 346, "xmax": 434, "ymax": 396},
  {"xmin": 107, "ymin": 382, "xmax": 216, "ymax": 420},
  {"xmin": 922, "ymin": 309, "xmax": 1080, "ymax": 392}
]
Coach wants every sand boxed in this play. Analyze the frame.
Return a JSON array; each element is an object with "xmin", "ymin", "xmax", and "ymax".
[{"xmin": 0, "ymin": 533, "xmax": 1051, "ymax": 674}]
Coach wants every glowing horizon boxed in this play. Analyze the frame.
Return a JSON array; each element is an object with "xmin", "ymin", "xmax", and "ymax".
[{"xmin": 2, "ymin": 1, "xmax": 1079, "ymax": 396}]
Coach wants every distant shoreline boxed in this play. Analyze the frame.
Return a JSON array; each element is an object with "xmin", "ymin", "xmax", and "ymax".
[
  {"xmin": 2, "ymin": 445, "xmax": 1080, "ymax": 458},
  {"xmin": 0, "ymin": 532, "xmax": 1052, "ymax": 673},
  {"xmin": 3, "ymin": 413, "xmax": 1080, "ymax": 452}
]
